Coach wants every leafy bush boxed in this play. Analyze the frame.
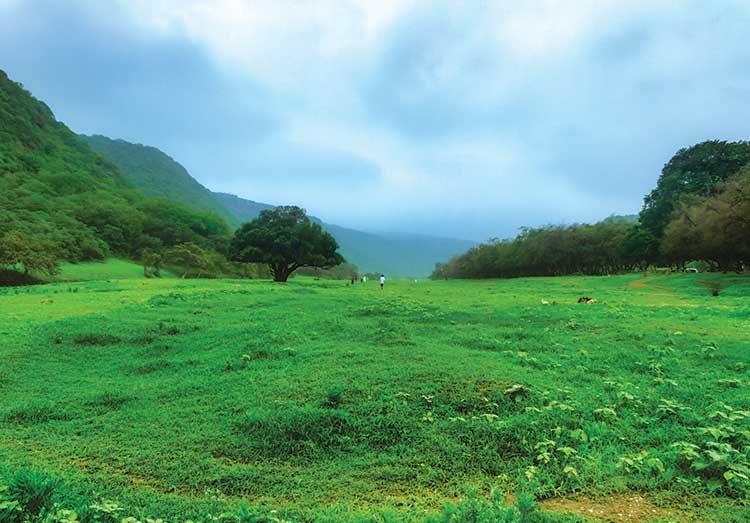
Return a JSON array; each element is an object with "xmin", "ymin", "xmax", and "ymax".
[
  {"xmin": 7, "ymin": 470, "xmax": 58, "ymax": 522},
  {"xmin": 427, "ymin": 491, "xmax": 579, "ymax": 523}
]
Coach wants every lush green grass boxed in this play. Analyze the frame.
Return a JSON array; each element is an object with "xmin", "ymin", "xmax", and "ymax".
[
  {"xmin": 52, "ymin": 259, "xmax": 177, "ymax": 282},
  {"xmin": 0, "ymin": 273, "xmax": 749, "ymax": 522}
]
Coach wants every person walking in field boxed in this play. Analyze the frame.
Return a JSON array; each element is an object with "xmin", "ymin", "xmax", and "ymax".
[{"xmin": 379, "ymin": 274, "xmax": 385, "ymax": 289}]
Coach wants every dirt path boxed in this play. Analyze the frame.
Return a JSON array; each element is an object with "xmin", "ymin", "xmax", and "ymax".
[
  {"xmin": 542, "ymin": 494, "xmax": 671, "ymax": 522},
  {"xmin": 627, "ymin": 275, "xmax": 674, "ymax": 295}
]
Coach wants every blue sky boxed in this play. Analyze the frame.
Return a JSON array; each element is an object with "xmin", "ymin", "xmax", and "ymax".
[{"xmin": 1, "ymin": 0, "xmax": 749, "ymax": 240}]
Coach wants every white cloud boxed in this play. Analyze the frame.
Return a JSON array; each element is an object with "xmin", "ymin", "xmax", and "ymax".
[{"xmin": 8, "ymin": 0, "xmax": 748, "ymax": 239}]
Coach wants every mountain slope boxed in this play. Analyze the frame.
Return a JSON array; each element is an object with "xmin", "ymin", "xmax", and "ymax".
[
  {"xmin": 0, "ymin": 68, "xmax": 230, "ymax": 270},
  {"xmin": 213, "ymin": 192, "xmax": 274, "ymax": 222},
  {"xmin": 81, "ymin": 135, "xmax": 239, "ymax": 226}
]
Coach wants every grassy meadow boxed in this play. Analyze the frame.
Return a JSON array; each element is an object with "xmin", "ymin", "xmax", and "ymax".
[{"xmin": 1, "ymin": 266, "xmax": 749, "ymax": 522}]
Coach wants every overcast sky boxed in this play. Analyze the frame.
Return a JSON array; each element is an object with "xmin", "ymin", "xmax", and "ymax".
[{"xmin": 1, "ymin": 0, "xmax": 749, "ymax": 240}]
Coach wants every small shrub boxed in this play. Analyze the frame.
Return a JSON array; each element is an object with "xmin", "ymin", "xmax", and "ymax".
[
  {"xmin": 236, "ymin": 407, "xmax": 354, "ymax": 457},
  {"xmin": 427, "ymin": 491, "xmax": 566, "ymax": 523},
  {"xmin": 7, "ymin": 470, "xmax": 57, "ymax": 521}
]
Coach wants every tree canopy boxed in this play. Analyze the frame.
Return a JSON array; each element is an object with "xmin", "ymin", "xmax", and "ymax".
[
  {"xmin": 230, "ymin": 206, "xmax": 344, "ymax": 282},
  {"xmin": 661, "ymin": 167, "xmax": 750, "ymax": 271},
  {"xmin": 432, "ymin": 218, "xmax": 636, "ymax": 279},
  {"xmin": 640, "ymin": 140, "xmax": 750, "ymax": 240}
]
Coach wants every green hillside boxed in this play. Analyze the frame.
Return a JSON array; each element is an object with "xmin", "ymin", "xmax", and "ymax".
[
  {"xmin": 82, "ymin": 135, "xmax": 239, "ymax": 227},
  {"xmin": 0, "ymin": 68, "xmax": 231, "ymax": 278},
  {"xmin": 213, "ymin": 191, "xmax": 274, "ymax": 222},
  {"xmin": 0, "ymin": 69, "xmax": 123, "ymax": 263},
  {"xmin": 52, "ymin": 258, "xmax": 178, "ymax": 281},
  {"xmin": 78, "ymin": 136, "xmax": 475, "ymax": 278}
]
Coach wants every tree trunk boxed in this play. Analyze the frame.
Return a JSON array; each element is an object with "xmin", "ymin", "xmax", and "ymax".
[
  {"xmin": 271, "ymin": 262, "xmax": 301, "ymax": 282},
  {"xmin": 272, "ymin": 263, "xmax": 290, "ymax": 282}
]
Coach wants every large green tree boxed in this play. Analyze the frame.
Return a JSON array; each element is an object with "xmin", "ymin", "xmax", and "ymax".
[
  {"xmin": 0, "ymin": 231, "xmax": 59, "ymax": 275},
  {"xmin": 640, "ymin": 140, "xmax": 750, "ymax": 241},
  {"xmin": 230, "ymin": 206, "xmax": 343, "ymax": 282},
  {"xmin": 662, "ymin": 167, "xmax": 750, "ymax": 270}
]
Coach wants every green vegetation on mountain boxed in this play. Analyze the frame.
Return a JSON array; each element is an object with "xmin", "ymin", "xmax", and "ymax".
[
  {"xmin": 0, "ymin": 69, "xmax": 231, "ymax": 279},
  {"xmin": 213, "ymin": 191, "xmax": 274, "ymax": 224},
  {"xmin": 82, "ymin": 135, "xmax": 240, "ymax": 227}
]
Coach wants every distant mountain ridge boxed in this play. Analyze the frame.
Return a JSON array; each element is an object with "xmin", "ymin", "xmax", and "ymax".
[
  {"xmin": 83, "ymin": 136, "xmax": 475, "ymax": 277},
  {"xmin": 213, "ymin": 193, "xmax": 476, "ymax": 277},
  {"xmin": 212, "ymin": 192, "xmax": 274, "ymax": 223}
]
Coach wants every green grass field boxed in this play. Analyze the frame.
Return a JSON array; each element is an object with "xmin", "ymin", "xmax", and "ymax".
[
  {"xmin": 52, "ymin": 259, "xmax": 178, "ymax": 282},
  {"xmin": 1, "ymin": 272, "xmax": 749, "ymax": 522}
]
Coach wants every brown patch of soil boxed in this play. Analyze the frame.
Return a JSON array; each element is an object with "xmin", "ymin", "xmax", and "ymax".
[
  {"xmin": 542, "ymin": 494, "xmax": 670, "ymax": 522},
  {"xmin": 627, "ymin": 277, "xmax": 673, "ymax": 294}
]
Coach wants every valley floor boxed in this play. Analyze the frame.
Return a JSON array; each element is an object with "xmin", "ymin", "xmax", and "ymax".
[{"xmin": 0, "ymin": 271, "xmax": 749, "ymax": 522}]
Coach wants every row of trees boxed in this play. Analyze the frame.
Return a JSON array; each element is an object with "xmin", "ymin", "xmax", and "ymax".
[
  {"xmin": 661, "ymin": 167, "xmax": 750, "ymax": 270},
  {"xmin": 432, "ymin": 218, "xmax": 638, "ymax": 279},
  {"xmin": 434, "ymin": 140, "xmax": 750, "ymax": 279}
]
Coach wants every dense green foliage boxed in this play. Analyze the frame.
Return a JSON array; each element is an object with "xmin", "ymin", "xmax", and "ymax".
[
  {"xmin": 0, "ymin": 273, "xmax": 748, "ymax": 522},
  {"xmin": 660, "ymin": 167, "xmax": 750, "ymax": 270},
  {"xmin": 640, "ymin": 141, "xmax": 750, "ymax": 240},
  {"xmin": 0, "ymin": 69, "xmax": 232, "ymax": 278},
  {"xmin": 230, "ymin": 206, "xmax": 343, "ymax": 282},
  {"xmin": 433, "ymin": 218, "xmax": 635, "ymax": 279},
  {"xmin": 440, "ymin": 141, "xmax": 750, "ymax": 279},
  {"xmin": 82, "ymin": 135, "xmax": 240, "ymax": 228}
]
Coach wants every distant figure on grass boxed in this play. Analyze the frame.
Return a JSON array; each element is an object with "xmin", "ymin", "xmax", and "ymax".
[
  {"xmin": 351, "ymin": 275, "xmax": 356, "ymax": 286},
  {"xmin": 362, "ymin": 275, "xmax": 367, "ymax": 283},
  {"xmin": 379, "ymin": 274, "xmax": 385, "ymax": 289}
]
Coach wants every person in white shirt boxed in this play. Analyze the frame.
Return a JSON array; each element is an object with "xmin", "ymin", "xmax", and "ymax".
[{"xmin": 379, "ymin": 274, "xmax": 385, "ymax": 289}]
